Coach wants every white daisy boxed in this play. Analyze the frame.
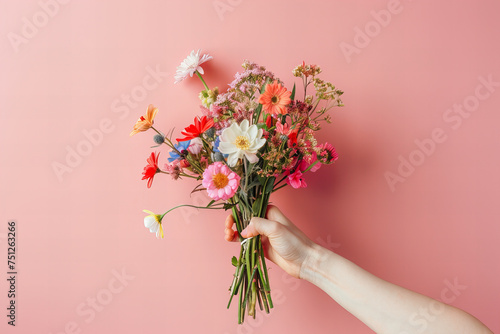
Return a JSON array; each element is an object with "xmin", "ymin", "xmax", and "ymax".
[
  {"xmin": 174, "ymin": 49, "xmax": 213, "ymax": 83},
  {"xmin": 143, "ymin": 210, "xmax": 164, "ymax": 239},
  {"xmin": 218, "ymin": 119, "xmax": 266, "ymax": 167}
]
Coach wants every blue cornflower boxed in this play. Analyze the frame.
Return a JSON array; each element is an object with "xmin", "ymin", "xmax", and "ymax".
[
  {"xmin": 168, "ymin": 140, "xmax": 191, "ymax": 163},
  {"xmin": 213, "ymin": 136, "xmax": 221, "ymax": 152}
]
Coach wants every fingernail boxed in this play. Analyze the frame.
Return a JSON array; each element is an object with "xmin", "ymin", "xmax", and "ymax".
[{"xmin": 240, "ymin": 228, "xmax": 248, "ymax": 237}]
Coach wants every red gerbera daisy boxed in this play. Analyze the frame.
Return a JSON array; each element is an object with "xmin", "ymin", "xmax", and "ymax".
[
  {"xmin": 142, "ymin": 152, "xmax": 160, "ymax": 188},
  {"xmin": 176, "ymin": 116, "xmax": 214, "ymax": 142}
]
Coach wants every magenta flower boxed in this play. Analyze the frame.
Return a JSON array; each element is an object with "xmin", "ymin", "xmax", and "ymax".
[
  {"xmin": 301, "ymin": 153, "xmax": 321, "ymax": 172},
  {"xmin": 202, "ymin": 162, "xmax": 240, "ymax": 200},
  {"xmin": 318, "ymin": 142, "xmax": 338, "ymax": 164},
  {"xmin": 286, "ymin": 169, "xmax": 307, "ymax": 189}
]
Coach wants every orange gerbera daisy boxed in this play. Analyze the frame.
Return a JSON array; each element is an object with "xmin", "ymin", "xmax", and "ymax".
[
  {"xmin": 258, "ymin": 80, "xmax": 292, "ymax": 116},
  {"xmin": 130, "ymin": 104, "xmax": 158, "ymax": 136}
]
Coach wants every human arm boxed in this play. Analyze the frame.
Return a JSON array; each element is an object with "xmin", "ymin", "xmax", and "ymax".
[{"xmin": 225, "ymin": 206, "xmax": 493, "ymax": 334}]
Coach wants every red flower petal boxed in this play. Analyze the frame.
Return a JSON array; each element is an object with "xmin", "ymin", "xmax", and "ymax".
[
  {"xmin": 142, "ymin": 152, "xmax": 159, "ymax": 188},
  {"xmin": 176, "ymin": 116, "xmax": 214, "ymax": 142}
]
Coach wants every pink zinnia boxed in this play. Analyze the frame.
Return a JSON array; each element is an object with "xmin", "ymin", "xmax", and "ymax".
[{"xmin": 202, "ymin": 162, "xmax": 240, "ymax": 201}]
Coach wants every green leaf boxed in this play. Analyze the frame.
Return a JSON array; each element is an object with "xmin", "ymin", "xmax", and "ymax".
[
  {"xmin": 260, "ymin": 80, "xmax": 268, "ymax": 94},
  {"xmin": 264, "ymin": 177, "xmax": 275, "ymax": 194},
  {"xmin": 231, "ymin": 256, "xmax": 238, "ymax": 267},
  {"xmin": 255, "ymin": 102, "xmax": 263, "ymax": 113},
  {"xmin": 252, "ymin": 196, "xmax": 263, "ymax": 216},
  {"xmin": 253, "ymin": 103, "xmax": 263, "ymax": 124},
  {"xmin": 290, "ymin": 83, "xmax": 296, "ymax": 101},
  {"xmin": 258, "ymin": 174, "xmax": 270, "ymax": 187},
  {"xmin": 206, "ymin": 200, "xmax": 216, "ymax": 208},
  {"xmin": 246, "ymin": 179, "xmax": 261, "ymax": 190}
]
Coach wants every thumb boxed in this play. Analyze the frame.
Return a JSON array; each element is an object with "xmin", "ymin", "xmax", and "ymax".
[{"xmin": 241, "ymin": 217, "xmax": 280, "ymax": 238}]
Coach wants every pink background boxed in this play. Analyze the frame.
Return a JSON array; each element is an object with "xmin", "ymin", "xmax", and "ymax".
[{"xmin": 1, "ymin": 0, "xmax": 499, "ymax": 333}]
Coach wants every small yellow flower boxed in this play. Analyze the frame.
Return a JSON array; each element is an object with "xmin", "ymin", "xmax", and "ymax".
[
  {"xmin": 130, "ymin": 104, "xmax": 158, "ymax": 136},
  {"xmin": 143, "ymin": 210, "xmax": 164, "ymax": 239}
]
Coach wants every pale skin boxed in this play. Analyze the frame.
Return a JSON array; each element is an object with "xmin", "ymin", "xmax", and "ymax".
[{"xmin": 224, "ymin": 206, "xmax": 493, "ymax": 334}]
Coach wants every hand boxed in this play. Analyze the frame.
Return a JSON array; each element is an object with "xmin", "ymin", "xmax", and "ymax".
[{"xmin": 225, "ymin": 205, "xmax": 317, "ymax": 279}]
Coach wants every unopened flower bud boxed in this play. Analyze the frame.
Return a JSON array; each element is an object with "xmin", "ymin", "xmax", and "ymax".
[
  {"xmin": 213, "ymin": 152, "xmax": 224, "ymax": 162},
  {"xmin": 205, "ymin": 127, "xmax": 216, "ymax": 138},
  {"xmin": 153, "ymin": 134, "xmax": 165, "ymax": 144}
]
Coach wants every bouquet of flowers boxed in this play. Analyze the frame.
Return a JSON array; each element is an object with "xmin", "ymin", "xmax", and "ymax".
[{"xmin": 130, "ymin": 50, "xmax": 343, "ymax": 323}]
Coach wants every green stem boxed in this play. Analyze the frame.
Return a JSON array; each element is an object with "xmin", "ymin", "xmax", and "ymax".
[
  {"xmin": 228, "ymin": 262, "xmax": 245, "ymax": 308},
  {"xmin": 242, "ymin": 267, "xmax": 258, "ymax": 313},
  {"xmin": 257, "ymin": 272, "xmax": 270, "ymax": 313},
  {"xmin": 230, "ymin": 197, "xmax": 243, "ymax": 234},
  {"xmin": 158, "ymin": 171, "xmax": 198, "ymax": 179},
  {"xmin": 150, "ymin": 126, "xmax": 162, "ymax": 136},
  {"xmin": 303, "ymin": 76, "xmax": 308, "ymax": 101},
  {"xmin": 195, "ymin": 71, "xmax": 210, "ymax": 91},
  {"xmin": 160, "ymin": 203, "xmax": 224, "ymax": 220},
  {"xmin": 272, "ymin": 183, "xmax": 287, "ymax": 192},
  {"xmin": 238, "ymin": 275, "xmax": 245, "ymax": 324},
  {"xmin": 273, "ymin": 175, "xmax": 288, "ymax": 189},
  {"xmin": 259, "ymin": 240, "xmax": 273, "ymax": 308}
]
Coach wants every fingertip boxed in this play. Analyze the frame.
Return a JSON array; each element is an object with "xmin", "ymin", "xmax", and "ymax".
[
  {"xmin": 240, "ymin": 222, "xmax": 258, "ymax": 238},
  {"xmin": 225, "ymin": 215, "xmax": 234, "ymax": 228},
  {"xmin": 240, "ymin": 228, "xmax": 248, "ymax": 238}
]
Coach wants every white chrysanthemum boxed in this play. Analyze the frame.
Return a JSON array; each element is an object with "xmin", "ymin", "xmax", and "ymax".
[
  {"xmin": 218, "ymin": 119, "xmax": 266, "ymax": 167},
  {"xmin": 143, "ymin": 210, "xmax": 164, "ymax": 239},
  {"xmin": 174, "ymin": 49, "xmax": 213, "ymax": 83}
]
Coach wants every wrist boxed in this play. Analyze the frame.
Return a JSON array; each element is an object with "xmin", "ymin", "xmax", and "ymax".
[{"xmin": 299, "ymin": 242, "xmax": 332, "ymax": 283}]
